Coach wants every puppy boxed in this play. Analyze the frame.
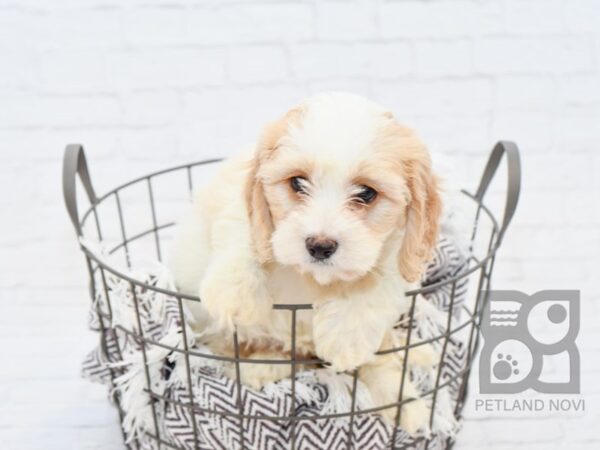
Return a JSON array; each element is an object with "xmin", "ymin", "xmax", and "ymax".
[{"xmin": 169, "ymin": 93, "xmax": 442, "ymax": 434}]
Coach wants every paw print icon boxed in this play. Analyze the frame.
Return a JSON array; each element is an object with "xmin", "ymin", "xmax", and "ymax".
[
  {"xmin": 479, "ymin": 290, "xmax": 580, "ymax": 394},
  {"xmin": 493, "ymin": 353, "xmax": 520, "ymax": 380}
]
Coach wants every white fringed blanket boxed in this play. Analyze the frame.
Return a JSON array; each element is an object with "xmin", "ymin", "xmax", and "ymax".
[{"xmin": 82, "ymin": 236, "xmax": 468, "ymax": 450}]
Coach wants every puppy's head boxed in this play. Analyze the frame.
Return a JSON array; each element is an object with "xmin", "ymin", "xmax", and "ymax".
[{"xmin": 246, "ymin": 93, "xmax": 441, "ymax": 285}]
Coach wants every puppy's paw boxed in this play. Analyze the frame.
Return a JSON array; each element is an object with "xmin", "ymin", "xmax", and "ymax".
[
  {"xmin": 405, "ymin": 342, "xmax": 439, "ymax": 368},
  {"xmin": 315, "ymin": 337, "xmax": 374, "ymax": 373},
  {"xmin": 360, "ymin": 360, "xmax": 430, "ymax": 436},
  {"xmin": 201, "ymin": 280, "xmax": 271, "ymax": 330},
  {"xmin": 313, "ymin": 302, "xmax": 380, "ymax": 372},
  {"xmin": 380, "ymin": 397, "xmax": 430, "ymax": 436},
  {"xmin": 200, "ymin": 257, "xmax": 272, "ymax": 330},
  {"xmin": 224, "ymin": 352, "xmax": 293, "ymax": 390}
]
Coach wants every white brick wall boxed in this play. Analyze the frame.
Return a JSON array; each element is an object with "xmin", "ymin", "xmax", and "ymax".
[{"xmin": 1, "ymin": 1, "xmax": 599, "ymax": 449}]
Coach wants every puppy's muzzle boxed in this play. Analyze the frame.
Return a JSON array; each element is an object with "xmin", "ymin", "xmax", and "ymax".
[{"xmin": 305, "ymin": 236, "xmax": 338, "ymax": 261}]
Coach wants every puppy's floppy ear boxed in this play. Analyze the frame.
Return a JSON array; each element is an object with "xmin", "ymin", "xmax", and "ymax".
[
  {"xmin": 245, "ymin": 151, "xmax": 273, "ymax": 264},
  {"xmin": 393, "ymin": 125, "xmax": 442, "ymax": 282},
  {"xmin": 245, "ymin": 108, "xmax": 302, "ymax": 264}
]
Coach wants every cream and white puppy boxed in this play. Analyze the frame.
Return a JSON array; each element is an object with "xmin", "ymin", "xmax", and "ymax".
[{"xmin": 169, "ymin": 93, "xmax": 442, "ymax": 434}]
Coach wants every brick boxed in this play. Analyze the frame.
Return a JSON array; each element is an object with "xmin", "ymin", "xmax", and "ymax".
[
  {"xmin": 505, "ymin": 0, "xmax": 564, "ymax": 34},
  {"xmin": 523, "ymin": 152, "xmax": 594, "ymax": 191},
  {"xmin": 0, "ymin": 48, "xmax": 37, "ymax": 90},
  {"xmin": 561, "ymin": 75, "xmax": 600, "ymax": 106},
  {"xmin": 0, "ymin": 426, "xmax": 124, "ymax": 450},
  {"xmin": 182, "ymin": 84, "xmax": 302, "ymax": 122},
  {"xmin": 594, "ymin": 154, "xmax": 600, "ymax": 224},
  {"xmin": 0, "ymin": 93, "xmax": 42, "ymax": 127},
  {"xmin": 0, "ymin": 10, "xmax": 43, "ymax": 49},
  {"xmin": 565, "ymin": 0, "xmax": 600, "ymax": 32},
  {"xmin": 412, "ymin": 115, "xmax": 490, "ymax": 155},
  {"xmin": 414, "ymin": 40, "xmax": 472, "ymax": 77},
  {"xmin": 306, "ymin": 79, "xmax": 370, "ymax": 97},
  {"xmin": 107, "ymin": 48, "xmax": 226, "ymax": 89},
  {"xmin": 475, "ymin": 37, "xmax": 594, "ymax": 74},
  {"xmin": 455, "ymin": 420, "xmax": 488, "ymax": 446},
  {"xmin": 496, "ymin": 76, "xmax": 556, "ymax": 111},
  {"xmin": 228, "ymin": 45, "xmax": 288, "ymax": 84},
  {"xmin": 1, "ymin": 0, "xmax": 121, "ymax": 7},
  {"xmin": 502, "ymin": 225, "xmax": 598, "ymax": 260},
  {"xmin": 291, "ymin": 42, "xmax": 412, "ymax": 80},
  {"xmin": 39, "ymin": 9, "xmax": 123, "ymax": 50},
  {"xmin": 290, "ymin": 43, "xmax": 366, "ymax": 80},
  {"xmin": 0, "ymin": 94, "xmax": 121, "ymax": 130},
  {"xmin": 0, "ymin": 401, "xmax": 117, "ymax": 428},
  {"xmin": 0, "ymin": 129, "xmax": 117, "ymax": 185},
  {"xmin": 40, "ymin": 49, "xmax": 110, "ymax": 93},
  {"xmin": 186, "ymin": 4, "xmax": 314, "ymax": 45},
  {"xmin": 480, "ymin": 418, "xmax": 566, "ymax": 444},
  {"xmin": 39, "ymin": 95, "xmax": 122, "ymax": 127},
  {"xmin": 515, "ymin": 190, "xmax": 597, "ymax": 227},
  {"xmin": 121, "ymin": 90, "xmax": 180, "ymax": 126},
  {"xmin": 499, "ymin": 257, "xmax": 592, "ymax": 285},
  {"xmin": 117, "ymin": 129, "xmax": 181, "ymax": 161},
  {"xmin": 380, "ymin": 0, "xmax": 503, "ymax": 38},
  {"xmin": 123, "ymin": 7, "xmax": 188, "ymax": 46},
  {"xmin": 316, "ymin": 1, "xmax": 378, "ymax": 40},
  {"xmin": 490, "ymin": 111, "xmax": 554, "ymax": 151},
  {"xmin": 372, "ymin": 78, "xmax": 493, "ymax": 116},
  {"xmin": 180, "ymin": 84, "xmax": 303, "ymax": 156},
  {"xmin": 561, "ymin": 403, "xmax": 600, "ymax": 443},
  {"xmin": 360, "ymin": 42, "xmax": 412, "ymax": 79},
  {"xmin": 559, "ymin": 109, "xmax": 600, "ymax": 148}
]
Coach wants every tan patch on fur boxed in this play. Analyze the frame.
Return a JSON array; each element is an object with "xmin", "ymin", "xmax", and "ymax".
[
  {"xmin": 239, "ymin": 340, "xmax": 284, "ymax": 358},
  {"xmin": 377, "ymin": 119, "xmax": 442, "ymax": 282},
  {"xmin": 245, "ymin": 107, "xmax": 304, "ymax": 264},
  {"xmin": 239, "ymin": 340, "xmax": 315, "ymax": 361}
]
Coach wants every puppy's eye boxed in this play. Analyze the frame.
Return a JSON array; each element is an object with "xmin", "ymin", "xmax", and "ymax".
[
  {"xmin": 354, "ymin": 185, "xmax": 377, "ymax": 204},
  {"xmin": 290, "ymin": 176, "xmax": 308, "ymax": 194}
]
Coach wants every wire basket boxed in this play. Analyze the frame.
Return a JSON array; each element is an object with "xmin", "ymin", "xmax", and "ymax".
[{"xmin": 63, "ymin": 141, "xmax": 521, "ymax": 450}]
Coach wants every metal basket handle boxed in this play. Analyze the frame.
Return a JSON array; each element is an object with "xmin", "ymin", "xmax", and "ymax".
[
  {"xmin": 474, "ymin": 141, "xmax": 521, "ymax": 244},
  {"xmin": 63, "ymin": 144, "xmax": 97, "ymax": 237}
]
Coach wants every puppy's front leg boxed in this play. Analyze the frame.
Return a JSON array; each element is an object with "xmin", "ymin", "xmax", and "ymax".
[
  {"xmin": 200, "ymin": 246, "xmax": 272, "ymax": 331},
  {"xmin": 359, "ymin": 333, "xmax": 437, "ymax": 435},
  {"xmin": 312, "ymin": 277, "xmax": 403, "ymax": 372}
]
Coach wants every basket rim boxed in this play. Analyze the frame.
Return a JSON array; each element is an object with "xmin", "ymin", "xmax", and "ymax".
[{"xmin": 78, "ymin": 158, "xmax": 501, "ymax": 307}]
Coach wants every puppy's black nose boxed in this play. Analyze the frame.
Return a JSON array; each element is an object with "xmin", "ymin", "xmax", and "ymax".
[{"xmin": 305, "ymin": 236, "xmax": 338, "ymax": 261}]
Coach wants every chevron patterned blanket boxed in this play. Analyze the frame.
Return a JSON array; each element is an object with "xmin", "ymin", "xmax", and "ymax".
[{"xmin": 82, "ymin": 236, "xmax": 468, "ymax": 450}]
